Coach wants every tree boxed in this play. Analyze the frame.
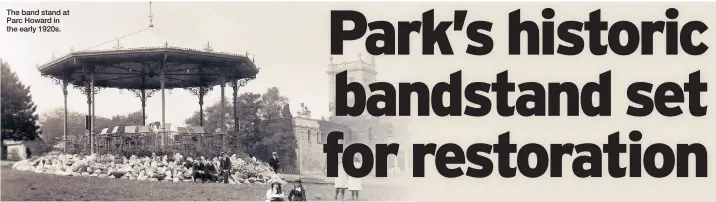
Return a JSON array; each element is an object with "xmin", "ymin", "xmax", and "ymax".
[
  {"xmin": 185, "ymin": 99, "xmax": 234, "ymax": 133},
  {"xmin": 40, "ymin": 109, "xmax": 148, "ymax": 147},
  {"xmin": 281, "ymin": 104, "xmax": 292, "ymax": 119},
  {"xmin": 232, "ymin": 92, "xmax": 263, "ymax": 154},
  {"xmin": 39, "ymin": 108, "xmax": 86, "ymax": 146},
  {"xmin": 1, "ymin": 59, "xmax": 41, "ymax": 142},
  {"xmin": 259, "ymin": 87, "xmax": 288, "ymax": 119},
  {"xmin": 251, "ymin": 87, "xmax": 297, "ymax": 173},
  {"xmin": 148, "ymin": 121, "xmax": 161, "ymax": 129},
  {"xmin": 184, "ymin": 87, "xmax": 298, "ymax": 173}
]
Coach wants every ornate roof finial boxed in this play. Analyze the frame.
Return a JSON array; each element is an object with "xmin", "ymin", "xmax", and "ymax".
[
  {"xmin": 148, "ymin": 1, "xmax": 154, "ymax": 28},
  {"xmin": 298, "ymin": 103, "xmax": 311, "ymax": 118},
  {"xmin": 113, "ymin": 39, "xmax": 123, "ymax": 50},
  {"xmin": 164, "ymin": 41, "xmax": 169, "ymax": 48},
  {"xmin": 70, "ymin": 46, "xmax": 74, "ymax": 52},
  {"xmin": 204, "ymin": 42, "xmax": 213, "ymax": 52}
]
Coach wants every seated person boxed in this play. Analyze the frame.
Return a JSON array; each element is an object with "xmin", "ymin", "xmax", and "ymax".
[
  {"xmin": 266, "ymin": 182, "xmax": 285, "ymax": 201},
  {"xmin": 205, "ymin": 158, "xmax": 219, "ymax": 182},
  {"xmin": 287, "ymin": 180, "xmax": 307, "ymax": 201},
  {"xmin": 193, "ymin": 158, "xmax": 207, "ymax": 182},
  {"xmin": 183, "ymin": 157, "xmax": 194, "ymax": 169}
]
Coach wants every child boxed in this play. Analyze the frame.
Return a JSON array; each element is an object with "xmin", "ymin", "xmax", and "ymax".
[
  {"xmin": 287, "ymin": 180, "xmax": 307, "ymax": 201},
  {"xmin": 334, "ymin": 158, "xmax": 349, "ymax": 200},
  {"xmin": 266, "ymin": 182, "xmax": 285, "ymax": 201},
  {"xmin": 348, "ymin": 157, "xmax": 363, "ymax": 200}
]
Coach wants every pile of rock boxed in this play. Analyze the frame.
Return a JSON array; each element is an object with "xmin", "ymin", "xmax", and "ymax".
[{"xmin": 12, "ymin": 152, "xmax": 285, "ymax": 185}]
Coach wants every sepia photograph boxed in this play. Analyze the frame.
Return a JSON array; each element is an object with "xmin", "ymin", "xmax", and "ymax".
[{"xmin": 1, "ymin": 1, "xmax": 410, "ymax": 201}]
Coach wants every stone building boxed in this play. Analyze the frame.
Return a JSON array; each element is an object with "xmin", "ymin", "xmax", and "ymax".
[
  {"xmin": 1, "ymin": 137, "xmax": 47, "ymax": 160},
  {"xmin": 291, "ymin": 55, "xmax": 412, "ymax": 177},
  {"xmin": 292, "ymin": 107, "xmax": 352, "ymax": 177}
]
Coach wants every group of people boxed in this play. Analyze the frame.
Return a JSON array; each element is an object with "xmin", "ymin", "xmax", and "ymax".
[
  {"xmin": 180, "ymin": 152, "xmax": 234, "ymax": 183},
  {"xmin": 334, "ymin": 156, "xmax": 363, "ymax": 201},
  {"xmin": 179, "ymin": 151, "xmax": 282, "ymax": 183},
  {"xmin": 266, "ymin": 180, "xmax": 307, "ymax": 201},
  {"xmin": 263, "ymin": 154, "xmax": 365, "ymax": 201}
]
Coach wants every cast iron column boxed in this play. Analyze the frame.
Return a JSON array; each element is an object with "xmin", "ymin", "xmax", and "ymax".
[
  {"xmin": 220, "ymin": 77, "xmax": 226, "ymax": 152},
  {"xmin": 220, "ymin": 77, "xmax": 226, "ymax": 133},
  {"xmin": 232, "ymin": 80, "xmax": 238, "ymax": 132},
  {"xmin": 62, "ymin": 80, "xmax": 68, "ymax": 153},
  {"xmin": 85, "ymin": 70, "xmax": 95, "ymax": 154},
  {"xmin": 140, "ymin": 89, "xmax": 147, "ymax": 126},
  {"xmin": 199, "ymin": 87, "xmax": 204, "ymax": 126},
  {"xmin": 160, "ymin": 66, "xmax": 166, "ymax": 147}
]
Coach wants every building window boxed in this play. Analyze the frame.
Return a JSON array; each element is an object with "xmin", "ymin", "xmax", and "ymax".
[
  {"xmin": 316, "ymin": 131, "xmax": 321, "ymax": 144},
  {"xmin": 307, "ymin": 128, "xmax": 312, "ymax": 143}
]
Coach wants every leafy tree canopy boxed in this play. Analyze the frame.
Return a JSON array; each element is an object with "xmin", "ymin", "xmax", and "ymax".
[{"xmin": 1, "ymin": 59, "xmax": 41, "ymax": 142}]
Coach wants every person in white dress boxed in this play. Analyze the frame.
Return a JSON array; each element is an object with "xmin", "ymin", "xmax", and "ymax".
[
  {"xmin": 348, "ymin": 157, "xmax": 363, "ymax": 200},
  {"xmin": 334, "ymin": 158, "xmax": 349, "ymax": 200},
  {"xmin": 266, "ymin": 182, "xmax": 285, "ymax": 201}
]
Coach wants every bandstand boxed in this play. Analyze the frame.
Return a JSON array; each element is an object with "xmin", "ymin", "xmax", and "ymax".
[{"xmin": 38, "ymin": 43, "xmax": 258, "ymax": 157}]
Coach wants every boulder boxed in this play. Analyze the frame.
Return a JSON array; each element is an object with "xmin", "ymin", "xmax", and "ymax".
[
  {"xmin": 71, "ymin": 161, "xmax": 88, "ymax": 172},
  {"xmin": 12, "ymin": 152, "xmax": 287, "ymax": 186}
]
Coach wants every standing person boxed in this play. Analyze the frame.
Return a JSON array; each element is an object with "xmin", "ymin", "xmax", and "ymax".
[
  {"xmin": 268, "ymin": 152, "xmax": 281, "ymax": 173},
  {"xmin": 266, "ymin": 182, "xmax": 285, "ymax": 201},
  {"xmin": 288, "ymin": 180, "xmax": 307, "ymax": 201},
  {"xmin": 334, "ymin": 158, "xmax": 348, "ymax": 200},
  {"xmin": 348, "ymin": 157, "xmax": 363, "ymax": 200},
  {"xmin": 220, "ymin": 153, "xmax": 232, "ymax": 183}
]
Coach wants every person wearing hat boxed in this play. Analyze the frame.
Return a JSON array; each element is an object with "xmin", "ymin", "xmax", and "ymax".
[
  {"xmin": 287, "ymin": 179, "xmax": 307, "ymax": 201},
  {"xmin": 266, "ymin": 181, "xmax": 286, "ymax": 201},
  {"xmin": 268, "ymin": 152, "xmax": 280, "ymax": 173}
]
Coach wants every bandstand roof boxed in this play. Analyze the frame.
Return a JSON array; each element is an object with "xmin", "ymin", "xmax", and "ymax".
[{"xmin": 38, "ymin": 46, "xmax": 259, "ymax": 89}]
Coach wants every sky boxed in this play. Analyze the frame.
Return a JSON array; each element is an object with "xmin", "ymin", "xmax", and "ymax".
[{"xmin": 0, "ymin": 2, "xmax": 411, "ymax": 128}]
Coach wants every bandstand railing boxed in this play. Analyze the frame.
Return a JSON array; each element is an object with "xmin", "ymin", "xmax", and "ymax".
[{"xmin": 67, "ymin": 126, "xmax": 228, "ymax": 157}]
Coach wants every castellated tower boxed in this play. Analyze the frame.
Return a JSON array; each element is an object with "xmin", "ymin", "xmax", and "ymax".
[
  {"xmin": 326, "ymin": 54, "xmax": 379, "ymax": 144},
  {"xmin": 327, "ymin": 53, "xmax": 377, "ymax": 115}
]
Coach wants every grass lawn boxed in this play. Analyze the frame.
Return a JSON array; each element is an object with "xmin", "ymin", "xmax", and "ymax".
[{"xmin": 1, "ymin": 166, "xmax": 405, "ymax": 201}]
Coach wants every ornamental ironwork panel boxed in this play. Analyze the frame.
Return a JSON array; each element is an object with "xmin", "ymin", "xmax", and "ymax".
[
  {"xmin": 163, "ymin": 132, "xmax": 224, "ymax": 158},
  {"xmin": 66, "ymin": 132, "xmax": 227, "ymax": 158}
]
